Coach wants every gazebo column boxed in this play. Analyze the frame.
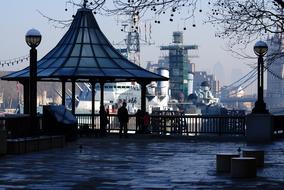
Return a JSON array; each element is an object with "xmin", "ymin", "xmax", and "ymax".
[
  {"xmin": 100, "ymin": 81, "xmax": 105, "ymax": 107},
  {"xmin": 139, "ymin": 81, "xmax": 149, "ymax": 113},
  {"xmin": 20, "ymin": 80, "xmax": 29, "ymax": 114},
  {"xmin": 91, "ymin": 81, "xmax": 96, "ymax": 129},
  {"xmin": 61, "ymin": 80, "xmax": 66, "ymax": 106},
  {"xmin": 71, "ymin": 80, "xmax": 76, "ymax": 115},
  {"xmin": 100, "ymin": 81, "xmax": 105, "ymax": 131}
]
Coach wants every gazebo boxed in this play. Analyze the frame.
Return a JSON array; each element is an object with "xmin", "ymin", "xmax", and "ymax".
[{"xmin": 2, "ymin": 4, "xmax": 168, "ymax": 129}]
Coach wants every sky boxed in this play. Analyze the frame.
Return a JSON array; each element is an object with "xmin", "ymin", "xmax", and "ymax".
[{"xmin": 0, "ymin": 0, "xmax": 257, "ymax": 88}]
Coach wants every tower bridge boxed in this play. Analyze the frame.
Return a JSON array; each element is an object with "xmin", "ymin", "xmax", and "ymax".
[{"xmin": 220, "ymin": 96, "xmax": 256, "ymax": 103}]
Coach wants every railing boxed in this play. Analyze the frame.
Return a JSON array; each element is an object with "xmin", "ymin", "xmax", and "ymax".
[
  {"xmin": 150, "ymin": 115, "xmax": 245, "ymax": 136},
  {"xmin": 2, "ymin": 112, "xmax": 284, "ymax": 138},
  {"xmin": 0, "ymin": 113, "xmax": 246, "ymax": 138},
  {"xmin": 75, "ymin": 114, "xmax": 246, "ymax": 136},
  {"xmin": 76, "ymin": 114, "xmax": 137, "ymax": 134}
]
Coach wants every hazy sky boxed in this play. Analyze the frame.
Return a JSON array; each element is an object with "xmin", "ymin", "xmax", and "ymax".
[{"xmin": 0, "ymin": 0, "xmax": 257, "ymax": 86}]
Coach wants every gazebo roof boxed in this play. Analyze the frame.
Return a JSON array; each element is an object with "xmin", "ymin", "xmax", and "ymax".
[{"xmin": 2, "ymin": 8, "xmax": 167, "ymax": 83}]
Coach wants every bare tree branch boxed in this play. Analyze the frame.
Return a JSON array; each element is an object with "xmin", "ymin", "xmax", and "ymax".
[{"xmin": 208, "ymin": 0, "xmax": 284, "ymax": 47}]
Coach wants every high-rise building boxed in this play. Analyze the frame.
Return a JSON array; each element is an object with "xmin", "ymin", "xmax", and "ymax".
[
  {"xmin": 160, "ymin": 32, "xmax": 198, "ymax": 100},
  {"xmin": 213, "ymin": 62, "xmax": 225, "ymax": 84}
]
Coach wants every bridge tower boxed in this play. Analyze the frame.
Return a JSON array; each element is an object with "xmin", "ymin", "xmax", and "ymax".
[{"xmin": 266, "ymin": 33, "xmax": 284, "ymax": 111}]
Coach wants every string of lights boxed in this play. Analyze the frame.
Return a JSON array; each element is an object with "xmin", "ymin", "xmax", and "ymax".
[{"xmin": 0, "ymin": 55, "xmax": 30, "ymax": 68}]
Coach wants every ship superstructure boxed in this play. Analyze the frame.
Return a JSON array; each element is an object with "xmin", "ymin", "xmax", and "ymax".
[{"xmin": 160, "ymin": 32, "xmax": 198, "ymax": 100}]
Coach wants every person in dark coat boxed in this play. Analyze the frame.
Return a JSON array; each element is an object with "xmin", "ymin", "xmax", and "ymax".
[
  {"xmin": 100, "ymin": 105, "xmax": 108, "ymax": 136},
  {"xmin": 135, "ymin": 109, "xmax": 143, "ymax": 132},
  {"xmin": 118, "ymin": 102, "xmax": 129, "ymax": 138},
  {"xmin": 143, "ymin": 112, "xmax": 150, "ymax": 133}
]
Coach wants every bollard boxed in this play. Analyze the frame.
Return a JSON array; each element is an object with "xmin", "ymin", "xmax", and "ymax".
[
  {"xmin": 216, "ymin": 153, "xmax": 240, "ymax": 172},
  {"xmin": 243, "ymin": 149, "xmax": 264, "ymax": 167},
  {"xmin": 231, "ymin": 157, "xmax": 257, "ymax": 178}
]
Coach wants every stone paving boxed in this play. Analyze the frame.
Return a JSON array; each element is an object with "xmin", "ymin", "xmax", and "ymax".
[{"xmin": 0, "ymin": 135, "xmax": 284, "ymax": 189}]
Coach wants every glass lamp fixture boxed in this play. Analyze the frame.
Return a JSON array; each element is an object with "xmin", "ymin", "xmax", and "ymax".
[
  {"xmin": 254, "ymin": 40, "xmax": 268, "ymax": 56},
  {"xmin": 25, "ymin": 29, "xmax": 42, "ymax": 48}
]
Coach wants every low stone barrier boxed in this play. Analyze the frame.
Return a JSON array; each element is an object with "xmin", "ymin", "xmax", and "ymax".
[
  {"xmin": 25, "ymin": 138, "xmax": 39, "ymax": 152},
  {"xmin": 7, "ymin": 139, "xmax": 26, "ymax": 154},
  {"xmin": 7, "ymin": 135, "xmax": 65, "ymax": 154},
  {"xmin": 38, "ymin": 136, "xmax": 52, "ymax": 150},
  {"xmin": 216, "ymin": 153, "xmax": 240, "ymax": 172},
  {"xmin": 242, "ymin": 149, "xmax": 264, "ymax": 167},
  {"xmin": 231, "ymin": 157, "xmax": 257, "ymax": 178},
  {"xmin": 51, "ymin": 135, "xmax": 65, "ymax": 148},
  {"xmin": 0, "ymin": 130, "xmax": 7, "ymax": 155}
]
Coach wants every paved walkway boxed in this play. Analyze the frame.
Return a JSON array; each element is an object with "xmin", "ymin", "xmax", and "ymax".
[{"xmin": 0, "ymin": 135, "xmax": 284, "ymax": 189}]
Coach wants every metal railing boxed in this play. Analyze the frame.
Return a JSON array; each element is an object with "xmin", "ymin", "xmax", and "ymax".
[
  {"xmin": 150, "ymin": 115, "xmax": 245, "ymax": 136},
  {"xmin": 3, "ymin": 113, "xmax": 284, "ymax": 138},
  {"xmin": 75, "ymin": 114, "xmax": 246, "ymax": 136},
  {"xmin": 76, "ymin": 114, "xmax": 137, "ymax": 134}
]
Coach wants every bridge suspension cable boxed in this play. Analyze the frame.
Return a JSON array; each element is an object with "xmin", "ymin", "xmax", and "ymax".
[{"xmin": 221, "ymin": 67, "xmax": 257, "ymax": 93}]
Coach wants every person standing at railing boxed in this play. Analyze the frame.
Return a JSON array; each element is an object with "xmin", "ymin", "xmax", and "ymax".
[
  {"xmin": 118, "ymin": 102, "xmax": 129, "ymax": 138},
  {"xmin": 143, "ymin": 112, "xmax": 150, "ymax": 134},
  {"xmin": 135, "ymin": 109, "xmax": 143, "ymax": 133},
  {"xmin": 100, "ymin": 105, "xmax": 108, "ymax": 137},
  {"xmin": 106, "ymin": 107, "xmax": 110, "ymax": 133}
]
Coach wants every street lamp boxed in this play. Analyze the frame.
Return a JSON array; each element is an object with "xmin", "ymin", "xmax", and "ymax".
[
  {"xmin": 252, "ymin": 40, "xmax": 268, "ymax": 114},
  {"xmin": 26, "ymin": 29, "xmax": 41, "ymax": 134}
]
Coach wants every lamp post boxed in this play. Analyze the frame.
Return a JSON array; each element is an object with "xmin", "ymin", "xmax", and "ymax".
[
  {"xmin": 25, "ymin": 29, "xmax": 41, "ymax": 134},
  {"xmin": 252, "ymin": 40, "xmax": 268, "ymax": 114}
]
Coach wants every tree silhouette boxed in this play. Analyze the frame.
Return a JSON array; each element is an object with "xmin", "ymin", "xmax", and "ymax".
[
  {"xmin": 208, "ymin": 0, "xmax": 284, "ymax": 46},
  {"xmin": 71, "ymin": 0, "xmax": 284, "ymax": 47}
]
